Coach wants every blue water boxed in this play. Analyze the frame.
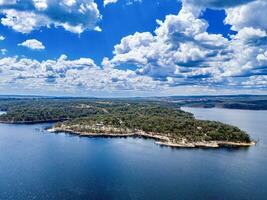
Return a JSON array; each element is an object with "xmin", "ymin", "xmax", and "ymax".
[{"xmin": 0, "ymin": 108, "xmax": 267, "ymax": 200}]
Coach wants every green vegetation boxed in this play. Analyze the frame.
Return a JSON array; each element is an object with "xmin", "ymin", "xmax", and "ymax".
[
  {"xmin": 0, "ymin": 96, "xmax": 251, "ymax": 143},
  {"xmin": 0, "ymin": 98, "xmax": 107, "ymax": 123},
  {"xmin": 56, "ymin": 104, "xmax": 251, "ymax": 143}
]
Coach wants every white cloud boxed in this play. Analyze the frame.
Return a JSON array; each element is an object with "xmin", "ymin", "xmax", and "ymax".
[
  {"xmin": 1, "ymin": 10, "xmax": 50, "ymax": 34},
  {"xmin": 94, "ymin": 26, "xmax": 102, "ymax": 32},
  {"xmin": 242, "ymin": 76, "xmax": 267, "ymax": 88},
  {"xmin": 104, "ymin": 0, "xmax": 118, "ymax": 7},
  {"xmin": 33, "ymin": 0, "xmax": 48, "ymax": 10},
  {"xmin": 107, "ymin": 6, "xmax": 227, "ymax": 81},
  {"xmin": 257, "ymin": 51, "xmax": 267, "ymax": 62},
  {"xmin": 232, "ymin": 27, "xmax": 266, "ymax": 41},
  {"xmin": 0, "ymin": 0, "xmax": 101, "ymax": 34},
  {"xmin": 61, "ymin": 0, "xmax": 77, "ymax": 7},
  {"xmin": 1, "ymin": 0, "xmax": 267, "ymax": 95},
  {"xmin": 103, "ymin": 0, "xmax": 142, "ymax": 7},
  {"xmin": 0, "ymin": 35, "xmax": 4, "ymax": 40},
  {"xmin": 18, "ymin": 39, "xmax": 45, "ymax": 50},
  {"xmin": 0, "ymin": 55, "xmax": 161, "ymax": 95},
  {"xmin": 225, "ymin": 0, "xmax": 267, "ymax": 31},
  {"xmin": 104, "ymin": 0, "xmax": 267, "ymax": 90},
  {"xmin": 184, "ymin": 0, "xmax": 267, "ymax": 34},
  {"xmin": 0, "ymin": 53, "xmax": 266, "ymax": 96}
]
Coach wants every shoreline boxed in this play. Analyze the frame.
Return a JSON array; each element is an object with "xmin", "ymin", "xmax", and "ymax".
[{"xmin": 47, "ymin": 127, "xmax": 256, "ymax": 149}]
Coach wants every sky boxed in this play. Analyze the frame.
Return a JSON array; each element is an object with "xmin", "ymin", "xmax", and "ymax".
[{"xmin": 0, "ymin": 0, "xmax": 267, "ymax": 97}]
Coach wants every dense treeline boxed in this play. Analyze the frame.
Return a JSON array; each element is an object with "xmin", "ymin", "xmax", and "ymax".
[
  {"xmin": 0, "ymin": 98, "xmax": 106, "ymax": 122},
  {"xmin": 0, "ymin": 98, "xmax": 170, "ymax": 123},
  {"xmin": 57, "ymin": 104, "xmax": 251, "ymax": 143},
  {"xmin": 0, "ymin": 97, "xmax": 251, "ymax": 143}
]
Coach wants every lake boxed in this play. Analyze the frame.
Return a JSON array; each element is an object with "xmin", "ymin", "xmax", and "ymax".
[{"xmin": 0, "ymin": 108, "xmax": 267, "ymax": 200}]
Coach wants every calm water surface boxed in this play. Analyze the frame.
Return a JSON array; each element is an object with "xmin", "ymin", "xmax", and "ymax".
[{"xmin": 0, "ymin": 108, "xmax": 267, "ymax": 200}]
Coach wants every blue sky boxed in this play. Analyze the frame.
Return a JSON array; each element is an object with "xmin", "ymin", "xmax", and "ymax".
[
  {"xmin": 0, "ymin": 0, "xmax": 267, "ymax": 97},
  {"xmin": 0, "ymin": 0, "xmax": 181, "ymax": 63}
]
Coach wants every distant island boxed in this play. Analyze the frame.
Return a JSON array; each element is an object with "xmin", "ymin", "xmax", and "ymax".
[{"xmin": 0, "ymin": 96, "xmax": 256, "ymax": 148}]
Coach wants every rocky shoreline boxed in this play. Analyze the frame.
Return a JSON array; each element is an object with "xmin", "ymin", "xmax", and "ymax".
[{"xmin": 47, "ymin": 127, "xmax": 256, "ymax": 148}]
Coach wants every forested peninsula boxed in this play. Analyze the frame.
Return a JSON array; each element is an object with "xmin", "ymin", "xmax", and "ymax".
[{"xmin": 0, "ymin": 97, "xmax": 255, "ymax": 148}]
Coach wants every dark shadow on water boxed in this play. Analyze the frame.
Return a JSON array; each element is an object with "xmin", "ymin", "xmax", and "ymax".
[{"xmin": 158, "ymin": 144, "xmax": 251, "ymax": 152}]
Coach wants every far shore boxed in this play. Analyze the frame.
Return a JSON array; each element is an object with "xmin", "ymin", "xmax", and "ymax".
[{"xmin": 47, "ymin": 127, "xmax": 256, "ymax": 149}]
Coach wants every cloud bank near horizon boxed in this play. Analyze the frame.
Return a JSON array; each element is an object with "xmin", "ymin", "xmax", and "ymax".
[{"xmin": 0, "ymin": 0, "xmax": 267, "ymax": 96}]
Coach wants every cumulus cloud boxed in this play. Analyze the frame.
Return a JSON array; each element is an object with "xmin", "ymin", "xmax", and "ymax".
[
  {"xmin": 18, "ymin": 39, "xmax": 45, "ymax": 50},
  {"xmin": 225, "ymin": 0, "xmax": 267, "ymax": 31},
  {"xmin": 107, "ymin": 6, "xmax": 227, "ymax": 82},
  {"xmin": 0, "ymin": 55, "xmax": 161, "ymax": 94},
  {"xmin": 1, "ymin": 0, "xmax": 267, "ymax": 95},
  {"xmin": 0, "ymin": 0, "xmax": 101, "ymax": 34},
  {"xmin": 0, "ymin": 35, "xmax": 5, "ymax": 40},
  {"xmin": 103, "ymin": 0, "xmax": 267, "ymax": 90}
]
